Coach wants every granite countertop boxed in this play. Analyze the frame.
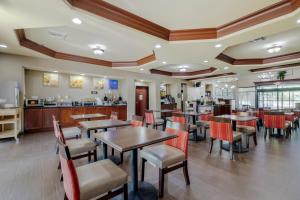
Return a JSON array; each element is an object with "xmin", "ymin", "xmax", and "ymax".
[{"xmin": 24, "ymin": 104, "xmax": 127, "ymax": 109}]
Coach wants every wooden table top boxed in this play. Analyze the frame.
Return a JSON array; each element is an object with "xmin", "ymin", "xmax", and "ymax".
[
  {"xmin": 79, "ymin": 119, "xmax": 131, "ymax": 130},
  {"xmin": 153, "ymin": 109, "xmax": 177, "ymax": 113},
  {"xmin": 71, "ymin": 113, "xmax": 106, "ymax": 120},
  {"xmin": 216, "ymin": 115, "xmax": 258, "ymax": 121},
  {"xmin": 179, "ymin": 111, "xmax": 210, "ymax": 116},
  {"xmin": 94, "ymin": 127, "xmax": 177, "ymax": 152}
]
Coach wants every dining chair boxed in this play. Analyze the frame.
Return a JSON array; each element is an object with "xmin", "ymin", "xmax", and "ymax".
[
  {"xmin": 171, "ymin": 112, "xmax": 197, "ymax": 140},
  {"xmin": 236, "ymin": 112, "xmax": 257, "ymax": 148},
  {"xmin": 285, "ymin": 113, "xmax": 299, "ymax": 131},
  {"xmin": 196, "ymin": 113, "xmax": 212, "ymax": 140},
  {"xmin": 209, "ymin": 116, "xmax": 242, "ymax": 160},
  {"xmin": 264, "ymin": 112, "xmax": 291, "ymax": 138},
  {"xmin": 58, "ymin": 140, "xmax": 128, "ymax": 200},
  {"xmin": 140, "ymin": 121, "xmax": 190, "ymax": 197},
  {"xmin": 53, "ymin": 118, "xmax": 97, "ymax": 164},
  {"xmin": 110, "ymin": 112, "xmax": 118, "ymax": 120},
  {"xmin": 130, "ymin": 115, "xmax": 144, "ymax": 127},
  {"xmin": 144, "ymin": 110, "xmax": 164, "ymax": 130}
]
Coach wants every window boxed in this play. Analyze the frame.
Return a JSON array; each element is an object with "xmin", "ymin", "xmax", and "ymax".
[{"xmin": 238, "ymin": 87, "xmax": 255, "ymax": 108}]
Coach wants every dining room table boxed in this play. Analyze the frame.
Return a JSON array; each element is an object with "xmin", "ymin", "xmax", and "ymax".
[
  {"xmin": 94, "ymin": 126, "xmax": 177, "ymax": 200},
  {"xmin": 215, "ymin": 114, "xmax": 258, "ymax": 153},
  {"xmin": 70, "ymin": 113, "xmax": 107, "ymax": 121}
]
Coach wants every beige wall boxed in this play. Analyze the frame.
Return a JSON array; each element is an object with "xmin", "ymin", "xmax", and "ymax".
[
  {"xmin": 25, "ymin": 69, "xmax": 122, "ymax": 101},
  {"xmin": 0, "ymin": 53, "xmax": 183, "ymax": 120}
]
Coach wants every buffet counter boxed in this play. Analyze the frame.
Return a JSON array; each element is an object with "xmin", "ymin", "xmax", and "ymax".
[{"xmin": 24, "ymin": 105, "xmax": 127, "ymax": 133}]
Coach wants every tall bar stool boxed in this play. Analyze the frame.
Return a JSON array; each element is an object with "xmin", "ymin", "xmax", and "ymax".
[
  {"xmin": 57, "ymin": 141, "xmax": 128, "ymax": 200},
  {"xmin": 209, "ymin": 116, "xmax": 242, "ymax": 160},
  {"xmin": 264, "ymin": 112, "xmax": 291, "ymax": 138},
  {"xmin": 144, "ymin": 110, "xmax": 164, "ymax": 130},
  {"xmin": 140, "ymin": 121, "xmax": 190, "ymax": 197}
]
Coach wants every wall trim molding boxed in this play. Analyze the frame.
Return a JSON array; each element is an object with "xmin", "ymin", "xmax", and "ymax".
[
  {"xmin": 150, "ymin": 67, "xmax": 217, "ymax": 77},
  {"xmin": 249, "ymin": 62, "xmax": 300, "ymax": 72},
  {"xmin": 186, "ymin": 72, "xmax": 236, "ymax": 81}
]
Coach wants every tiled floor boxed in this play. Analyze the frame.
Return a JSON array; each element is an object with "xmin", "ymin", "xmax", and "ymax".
[{"xmin": 1, "ymin": 128, "xmax": 300, "ymax": 200}]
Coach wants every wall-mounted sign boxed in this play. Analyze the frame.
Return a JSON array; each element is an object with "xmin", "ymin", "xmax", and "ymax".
[
  {"xmin": 43, "ymin": 72, "xmax": 59, "ymax": 87},
  {"xmin": 93, "ymin": 78, "xmax": 105, "ymax": 90},
  {"xmin": 70, "ymin": 75, "xmax": 84, "ymax": 88},
  {"xmin": 109, "ymin": 79, "xmax": 118, "ymax": 90}
]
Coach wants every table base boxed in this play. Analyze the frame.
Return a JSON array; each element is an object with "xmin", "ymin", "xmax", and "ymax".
[
  {"xmin": 128, "ymin": 181, "xmax": 158, "ymax": 200},
  {"xmin": 221, "ymin": 143, "xmax": 249, "ymax": 153}
]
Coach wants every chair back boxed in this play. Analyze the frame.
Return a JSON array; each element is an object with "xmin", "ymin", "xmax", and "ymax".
[
  {"xmin": 131, "ymin": 115, "xmax": 144, "ymax": 127},
  {"xmin": 237, "ymin": 112, "xmax": 249, "ymax": 117},
  {"xmin": 210, "ymin": 116, "xmax": 234, "ymax": 142},
  {"xmin": 53, "ymin": 115, "xmax": 66, "ymax": 144},
  {"xmin": 236, "ymin": 112, "xmax": 256, "ymax": 127},
  {"xmin": 264, "ymin": 112, "xmax": 285, "ymax": 129},
  {"xmin": 110, "ymin": 112, "xmax": 118, "ymax": 120},
  {"xmin": 285, "ymin": 113, "xmax": 296, "ymax": 122},
  {"xmin": 164, "ymin": 121, "xmax": 189, "ymax": 159},
  {"xmin": 171, "ymin": 112, "xmax": 186, "ymax": 124},
  {"xmin": 144, "ymin": 110, "xmax": 155, "ymax": 125},
  {"xmin": 198, "ymin": 113, "xmax": 212, "ymax": 121},
  {"xmin": 58, "ymin": 141, "xmax": 80, "ymax": 200}
]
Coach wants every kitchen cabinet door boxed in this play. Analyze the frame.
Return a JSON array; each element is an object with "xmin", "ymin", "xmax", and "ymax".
[
  {"xmin": 43, "ymin": 108, "xmax": 60, "ymax": 128},
  {"xmin": 24, "ymin": 108, "xmax": 43, "ymax": 130}
]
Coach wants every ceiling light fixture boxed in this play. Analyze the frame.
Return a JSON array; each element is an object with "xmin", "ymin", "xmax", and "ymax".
[
  {"xmin": 155, "ymin": 44, "xmax": 162, "ymax": 49},
  {"xmin": 0, "ymin": 44, "xmax": 8, "ymax": 48},
  {"xmin": 72, "ymin": 18, "xmax": 82, "ymax": 25},
  {"xmin": 89, "ymin": 44, "xmax": 106, "ymax": 55},
  {"xmin": 267, "ymin": 45, "xmax": 282, "ymax": 53},
  {"xmin": 93, "ymin": 48, "xmax": 104, "ymax": 55},
  {"xmin": 53, "ymin": 70, "xmax": 58, "ymax": 73},
  {"xmin": 162, "ymin": 61, "xmax": 167, "ymax": 65},
  {"xmin": 204, "ymin": 60, "xmax": 208, "ymax": 63},
  {"xmin": 297, "ymin": 19, "xmax": 300, "ymax": 24},
  {"xmin": 215, "ymin": 44, "xmax": 222, "ymax": 48},
  {"xmin": 140, "ymin": 68, "xmax": 144, "ymax": 71},
  {"xmin": 179, "ymin": 68, "xmax": 187, "ymax": 72},
  {"xmin": 224, "ymin": 66, "xmax": 229, "ymax": 70}
]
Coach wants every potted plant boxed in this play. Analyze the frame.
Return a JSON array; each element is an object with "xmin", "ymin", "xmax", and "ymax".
[{"xmin": 277, "ymin": 71, "xmax": 287, "ymax": 81}]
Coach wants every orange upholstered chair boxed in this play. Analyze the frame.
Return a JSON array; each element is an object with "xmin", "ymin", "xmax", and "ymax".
[
  {"xmin": 58, "ymin": 141, "xmax": 128, "ymax": 200},
  {"xmin": 130, "ymin": 115, "xmax": 144, "ymax": 127},
  {"xmin": 236, "ymin": 112, "xmax": 257, "ymax": 148},
  {"xmin": 264, "ymin": 112, "xmax": 291, "ymax": 138},
  {"xmin": 197, "ymin": 113, "xmax": 212, "ymax": 139},
  {"xmin": 140, "ymin": 121, "xmax": 190, "ymax": 197},
  {"xmin": 144, "ymin": 110, "xmax": 164, "ymax": 129},
  {"xmin": 209, "ymin": 117, "xmax": 242, "ymax": 160}
]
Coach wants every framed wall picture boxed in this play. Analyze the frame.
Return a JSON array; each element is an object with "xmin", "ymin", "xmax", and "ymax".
[
  {"xmin": 109, "ymin": 79, "xmax": 118, "ymax": 90},
  {"xmin": 43, "ymin": 72, "xmax": 59, "ymax": 87},
  {"xmin": 70, "ymin": 75, "xmax": 84, "ymax": 88},
  {"xmin": 93, "ymin": 78, "xmax": 105, "ymax": 90}
]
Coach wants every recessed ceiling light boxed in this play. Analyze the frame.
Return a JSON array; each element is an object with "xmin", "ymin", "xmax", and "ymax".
[
  {"xmin": 155, "ymin": 44, "xmax": 162, "ymax": 49},
  {"xmin": 204, "ymin": 60, "xmax": 208, "ymax": 63},
  {"xmin": 0, "ymin": 44, "xmax": 8, "ymax": 48},
  {"xmin": 93, "ymin": 49, "xmax": 104, "ymax": 55},
  {"xmin": 297, "ymin": 19, "xmax": 300, "ymax": 24},
  {"xmin": 179, "ymin": 68, "xmax": 187, "ymax": 72},
  {"xmin": 162, "ymin": 61, "xmax": 167, "ymax": 64},
  {"xmin": 215, "ymin": 44, "xmax": 222, "ymax": 48},
  {"xmin": 140, "ymin": 68, "xmax": 144, "ymax": 71},
  {"xmin": 53, "ymin": 70, "xmax": 58, "ymax": 73},
  {"xmin": 80, "ymin": 73, "xmax": 85, "ymax": 76},
  {"xmin": 72, "ymin": 18, "xmax": 82, "ymax": 25},
  {"xmin": 267, "ymin": 45, "xmax": 281, "ymax": 53},
  {"xmin": 224, "ymin": 66, "xmax": 229, "ymax": 70},
  {"xmin": 89, "ymin": 44, "xmax": 106, "ymax": 50}
]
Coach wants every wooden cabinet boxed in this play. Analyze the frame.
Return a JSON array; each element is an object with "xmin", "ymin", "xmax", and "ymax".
[
  {"xmin": 24, "ymin": 105, "xmax": 127, "ymax": 133},
  {"xmin": 43, "ymin": 108, "xmax": 59, "ymax": 128},
  {"xmin": 24, "ymin": 108, "xmax": 43, "ymax": 130}
]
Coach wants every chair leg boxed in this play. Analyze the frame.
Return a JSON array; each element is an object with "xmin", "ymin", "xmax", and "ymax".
[
  {"xmin": 253, "ymin": 134, "xmax": 257, "ymax": 146},
  {"xmin": 88, "ymin": 151, "xmax": 91, "ymax": 162},
  {"xmin": 219, "ymin": 140, "xmax": 223, "ymax": 155},
  {"xmin": 183, "ymin": 160, "xmax": 190, "ymax": 185},
  {"xmin": 111, "ymin": 148, "xmax": 115, "ymax": 156},
  {"xmin": 209, "ymin": 138, "xmax": 214, "ymax": 154},
  {"xmin": 123, "ymin": 183, "xmax": 128, "ymax": 200},
  {"xmin": 159, "ymin": 168, "xmax": 165, "ymax": 198},
  {"xmin": 120, "ymin": 152, "xmax": 124, "ymax": 164},
  {"xmin": 229, "ymin": 143, "xmax": 234, "ymax": 160},
  {"xmin": 246, "ymin": 135, "xmax": 250, "ymax": 149},
  {"xmin": 57, "ymin": 160, "xmax": 61, "ymax": 170},
  {"xmin": 60, "ymin": 173, "xmax": 63, "ymax": 182},
  {"xmin": 264, "ymin": 128, "xmax": 267, "ymax": 139},
  {"xmin": 64, "ymin": 193, "xmax": 68, "ymax": 200},
  {"xmin": 141, "ymin": 158, "xmax": 146, "ymax": 181},
  {"xmin": 93, "ymin": 149, "xmax": 97, "ymax": 162}
]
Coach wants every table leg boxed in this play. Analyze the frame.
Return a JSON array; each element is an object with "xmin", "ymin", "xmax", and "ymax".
[
  {"xmin": 131, "ymin": 149, "xmax": 138, "ymax": 192},
  {"xmin": 87, "ymin": 130, "xmax": 91, "ymax": 138},
  {"xmin": 103, "ymin": 143, "xmax": 108, "ymax": 159}
]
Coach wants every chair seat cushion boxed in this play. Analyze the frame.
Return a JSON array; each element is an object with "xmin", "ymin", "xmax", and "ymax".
[
  {"xmin": 155, "ymin": 118, "xmax": 164, "ymax": 125},
  {"xmin": 66, "ymin": 138, "xmax": 96, "ymax": 155},
  {"xmin": 188, "ymin": 124, "xmax": 197, "ymax": 131},
  {"xmin": 236, "ymin": 125, "xmax": 256, "ymax": 134},
  {"xmin": 76, "ymin": 159, "xmax": 128, "ymax": 200},
  {"xmin": 233, "ymin": 132, "xmax": 242, "ymax": 141},
  {"xmin": 140, "ymin": 144, "xmax": 185, "ymax": 169},
  {"xmin": 62, "ymin": 127, "xmax": 81, "ymax": 139},
  {"xmin": 196, "ymin": 120, "xmax": 210, "ymax": 128}
]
